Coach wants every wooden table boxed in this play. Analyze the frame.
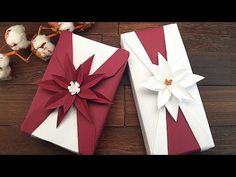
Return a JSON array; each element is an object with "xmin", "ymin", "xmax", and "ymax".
[{"xmin": 0, "ymin": 22, "xmax": 235, "ymax": 155}]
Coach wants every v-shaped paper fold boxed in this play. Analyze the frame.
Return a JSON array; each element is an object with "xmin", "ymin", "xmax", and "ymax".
[
  {"xmin": 21, "ymin": 31, "xmax": 129, "ymax": 154},
  {"xmin": 120, "ymin": 23, "xmax": 214, "ymax": 155}
]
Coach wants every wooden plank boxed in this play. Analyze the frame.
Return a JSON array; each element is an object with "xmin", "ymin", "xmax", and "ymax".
[
  {"xmin": 105, "ymin": 86, "xmax": 125, "ymax": 127},
  {"xmin": 200, "ymin": 126, "xmax": 236, "ymax": 155},
  {"xmin": 0, "ymin": 126, "xmax": 145, "ymax": 155},
  {"xmin": 0, "ymin": 85, "xmax": 35, "ymax": 126},
  {"xmin": 119, "ymin": 22, "xmax": 169, "ymax": 33},
  {"xmin": 124, "ymin": 85, "xmax": 140, "ymax": 126},
  {"xmin": 0, "ymin": 85, "xmax": 125, "ymax": 127},
  {"xmin": 120, "ymin": 68, "xmax": 130, "ymax": 86},
  {"xmin": 102, "ymin": 33, "xmax": 120, "ymax": 47},
  {"xmin": 125, "ymin": 86, "xmax": 236, "ymax": 127},
  {"xmin": 0, "ymin": 125, "xmax": 72, "ymax": 155},
  {"xmin": 80, "ymin": 22, "xmax": 118, "ymax": 34},
  {"xmin": 0, "ymin": 125, "xmax": 235, "ymax": 154},
  {"xmin": 119, "ymin": 22, "xmax": 236, "ymax": 36},
  {"xmin": 177, "ymin": 22, "xmax": 236, "ymax": 36},
  {"xmin": 189, "ymin": 53, "xmax": 236, "ymax": 86},
  {"xmin": 96, "ymin": 127, "xmax": 145, "ymax": 155},
  {"xmin": 182, "ymin": 33, "xmax": 236, "ymax": 54}
]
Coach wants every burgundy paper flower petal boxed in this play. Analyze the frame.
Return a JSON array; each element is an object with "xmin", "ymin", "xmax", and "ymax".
[
  {"xmin": 63, "ymin": 94, "xmax": 76, "ymax": 113},
  {"xmin": 78, "ymin": 88, "xmax": 98, "ymax": 100},
  {"xmin": 57, "ymin": 106, "xmax": 69, "ymax": 127},
  {"xmin": 38, "ymin": 80, "xmax": 63, "ymax": 92},
  {"xmin": 92, "ymin": 90, "xmax": 113, "ymax": 104},
  {"xmin": 74, "ymin": 97, "xmax": 92, "ymax": 122},
  {"xmin": 45, "ymin": 91, "xmax": 68, "ymax": 110},
  {"xmin": 82, "ymin": 74, "xmax": 106, "ymax": 89},
  {"xmin": 51, "ymin": 74, "xmax": 70, "ymax": 89},
  {"xmin": 76, "ymin": 69, "xmax": 83, "ymax": 85},
  {"xmin": 64, "ymin": 53, "xmax": 76, "ymax": 81},
  {"xmin": 78, "ymin": 54, "xmax": 95, "ymax": 77}
]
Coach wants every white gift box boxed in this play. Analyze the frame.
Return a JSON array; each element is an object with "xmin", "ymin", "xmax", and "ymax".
[{"xmin": 120, "ymin": 23, "xmax": 215, "ymax": 155}]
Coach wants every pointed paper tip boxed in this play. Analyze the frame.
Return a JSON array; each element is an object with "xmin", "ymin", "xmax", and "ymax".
[
  {"xmin": 199, "ymin": 75, "xmax": 205, "ymax": 81},
  {"xmin": 88, "ymin": 54, "xmax": 95, "ymax": 61},
  {"xmin": 56, "ymin": 116, "xmax": 62, "ymax": 128},
  {"xmin": 172, "ymin": 113, "xmax": 178, "ymax": 122},
  {"xmin": 56, "ymin": 107, "xmax": 65, "ymax": 128},
  {"xmin": 56, "ymin": 119, "xmax": 64, "ymax": 128},
  {"xmin": 157, "ymin": 52, "xmax": 167, "ymax": 64},
  {"xmin": 194, "ymin": 74, "xmax": 205, "ymax": 83},
  {"xmin": 166, "ymin": 106, "xmax": 179, "ymax": 122},
  {"xmin": 56, "ymin": 121, "xmax": 60, "ymax": 128},
  {"xmin": 157, "ymin": 103, "xmax": 164, "ymax": 109},
  {"xmin": 157, "ymin": 52, "xmax": 165, "ymax": 59}
]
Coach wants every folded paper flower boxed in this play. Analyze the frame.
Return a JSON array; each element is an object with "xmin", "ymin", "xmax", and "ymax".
[
  {"xmin": 21, "ymin": 31, "xmax": 129, "ymax": 154},
  {"xmin": 38, "ymin": 54, "xmax": 112, "ymax": 127},
  {"xmin": 140, "ymin": 52, "xmax": 204, "ymax": 121},
  {"xmin": 121, "ymin": 23, "xmax": 215, "ymax": 154}
]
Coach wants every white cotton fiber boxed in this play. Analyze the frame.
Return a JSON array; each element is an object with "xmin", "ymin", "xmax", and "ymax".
[
  {"xmin": 58, "ymin": 22, "xmax": 75, "ymax": 32},
  {"xmin": 32, "ymin": 35, "xmax": 55, "ymax": 61},
  {"xmin": 0, "ymin": 66, "xmax": 11, "ymax": 79},
  {"xmin": 5, "ymin": 25, "xmax": 30, "ymax": 50},
  {"xmin": 0, "ymin": 54, "xmax": 10, "ymax": 68}
]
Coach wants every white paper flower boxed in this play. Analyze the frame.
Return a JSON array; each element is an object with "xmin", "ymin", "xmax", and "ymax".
[
  {"xmin": 140, "ymin": 52, "xmax": 204, "ymax": 121},
  {"xmin": 67, "ymin": 81, "xmax": 81, "ymax": 95}
]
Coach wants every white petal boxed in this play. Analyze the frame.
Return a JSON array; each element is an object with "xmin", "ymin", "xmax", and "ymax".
[
  {"xmin": 165, "ymin": 96, "xmax": 179, "ymax": 121},
  {"xmin": 172, "ymin": 69, "xmax": 188, "ymax": 83},
  {"xmin": 140, "ymin": 76, "xmax": 165, "ymax": 91},
  {"xmin": 178, "ymin": 73, "xmax": 204, "ymax": 88},
  {"xmin": 168, "ymin": 84, "xmax": 193, "ymax": 101},
  {"xmin": 157, "ymin": 89, "xmax": 171, "ymax": 109},
  {"xmin": 151, "ymin": 64, "xmax": 161, "ymax": 78},
  {"xmin": 157, "ymin": 52, "xmax": 172, "ymax": 80}
]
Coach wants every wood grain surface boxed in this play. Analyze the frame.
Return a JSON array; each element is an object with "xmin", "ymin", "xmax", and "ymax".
[{"xmin": 0, "ymin": 22, "xmax": 235, "ymax": 154}]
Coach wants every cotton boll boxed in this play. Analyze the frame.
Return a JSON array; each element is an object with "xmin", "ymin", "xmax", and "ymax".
[
  {"xmin": 36, "ymin": 42, "xmax": 55, "ymax": 61},
  {"xmin": 0, "ymin": 66, "xmax": 11, "ymax": 80},
  {"xmin": 58, "ymin": 22, "xmax": 75, "ymax": 32},
  {"xmin": 31, "ymin": 35, "xmax": 50, "ymax": 50},
  {"xmin": 31, "ymin": 35, "xmax": 55, "ymax": 61},
  {"xmin": 5, "ymin": 25, "xmax": 30, "ymax": 51},
  {"xmin": 0, "ymin": 54, "xmax": 10, "ymax": 68}
]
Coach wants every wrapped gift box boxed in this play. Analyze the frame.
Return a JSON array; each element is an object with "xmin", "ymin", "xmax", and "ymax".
[
  {"xmin": 120, "ymin": 23, "xmax": 215, "ymax": 154},
  {"xmin": 21, "ymin": 31, "xmax": 129, "ymax": 154}
]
